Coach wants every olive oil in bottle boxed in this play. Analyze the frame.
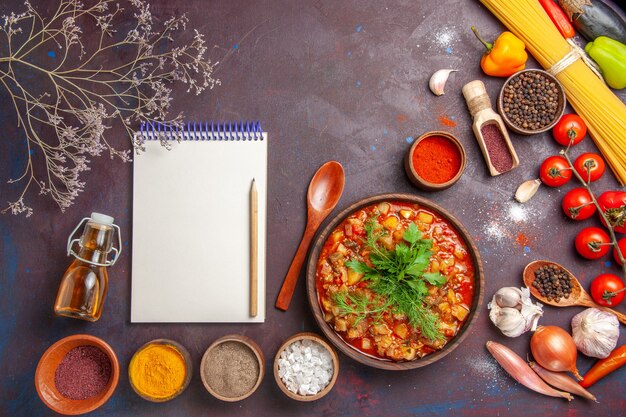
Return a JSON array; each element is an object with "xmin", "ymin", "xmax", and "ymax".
[{"xmin": 54, "ymin": 213, "xmax": 121, "ymax": 322}]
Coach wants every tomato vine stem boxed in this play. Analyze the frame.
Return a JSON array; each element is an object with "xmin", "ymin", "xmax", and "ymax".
[{"xmin": 561, "ymin": 150, "xmax": 626, "ymax": 281}]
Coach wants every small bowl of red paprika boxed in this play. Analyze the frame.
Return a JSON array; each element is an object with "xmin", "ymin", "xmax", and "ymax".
[{"xmin": 404, "ymin": 131, "xmax": 466, "ymax": 191}]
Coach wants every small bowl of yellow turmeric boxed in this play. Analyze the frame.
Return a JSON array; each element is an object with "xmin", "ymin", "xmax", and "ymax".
[{"xmin": 128, "ymin": 339, "xmax": 192, "ymax": 402}]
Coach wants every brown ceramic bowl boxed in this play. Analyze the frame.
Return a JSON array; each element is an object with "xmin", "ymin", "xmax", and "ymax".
[
  {"xmin": 273, "ymin": 332, "xmax": 339, "ymax": 401},
  {"xmin": 497, "ymin": 69, "xmax": 566, "ymax": 135},
  {"xmin": 200, "ymin": 334, "xmax": 264, "ymax": 402},
  {"xmin": 35, "ymin": 334, "xmax": 119, "ymax": 416},
  {"xmin": 404, "ymin": 131, "xmax": 466, "ymax": 191},
  {"xmin": 128, "ymin": 339, "xmax": 192, "ymax": 402},
  {"xmin": 306, "ymin": 193, "xmax": 484, "ymax": 370}
]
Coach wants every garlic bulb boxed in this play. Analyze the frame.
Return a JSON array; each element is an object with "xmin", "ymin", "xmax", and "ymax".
[
  {"xmin": 488, "ymin": 287, "xmax": 543, "ymax": 337},
  {"xmin": 494, "ymin": 287, "xmax": 523, "ymax": 308},
  {"xmin": 489, "ymin": 307, "xmax": 527, "ymax": 337},
  {"xmin": 429, "ymin": 69, "xmax": 457, "ymax": 96},
  {"xmin": 571, "ymin": 308, "xmax": 619, "ymax": 358}
]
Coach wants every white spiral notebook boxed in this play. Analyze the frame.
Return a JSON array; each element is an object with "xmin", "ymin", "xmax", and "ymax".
[{"xmin": 131, "ymin": 121, "xmax": 267, "ymax": 323}]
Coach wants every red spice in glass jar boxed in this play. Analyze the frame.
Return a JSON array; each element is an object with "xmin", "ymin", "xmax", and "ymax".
[{"xmin": 411, "ymin": 136, "xmax": 462, "ymax": 184}]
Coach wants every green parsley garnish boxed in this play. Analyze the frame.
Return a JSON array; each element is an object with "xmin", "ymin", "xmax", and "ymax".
[{"xmin": 339, "ymin": 221, "xmax": 446, "ymax": 341}]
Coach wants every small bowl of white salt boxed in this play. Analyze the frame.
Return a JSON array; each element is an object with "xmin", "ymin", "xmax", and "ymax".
[{"xmin": 273, "ymin": 332, "xmax": 339, "ymax": 401}]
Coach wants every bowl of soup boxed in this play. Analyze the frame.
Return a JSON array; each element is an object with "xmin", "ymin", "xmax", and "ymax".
[{"xmin": 306, "ymin": 194, "xmax": 484, "ymax": 370}]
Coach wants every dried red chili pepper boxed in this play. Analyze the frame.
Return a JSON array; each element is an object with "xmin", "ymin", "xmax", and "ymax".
[
  {"xmin": 579, "ymin": 345, "xmax": 626, "ymax": 388},
  {"xmin": 538, "ymin": 0, "xmax": 575, "ymax": 38}
]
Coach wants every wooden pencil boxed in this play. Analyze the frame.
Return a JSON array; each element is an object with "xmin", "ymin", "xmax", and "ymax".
[{"xmin": 250, "ymin": 178, "xmax": 258, "ymax": 317}]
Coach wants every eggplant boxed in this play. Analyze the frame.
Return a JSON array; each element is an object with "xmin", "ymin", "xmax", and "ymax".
[{"xmin": 559, "ymin": 0, "xmax": 626, "ymax": 44}]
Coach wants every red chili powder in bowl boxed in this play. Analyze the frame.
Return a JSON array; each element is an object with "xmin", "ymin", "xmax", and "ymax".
[{"xmin": 411, "ymin": 136, "xmax": 462, "ymax": 184}]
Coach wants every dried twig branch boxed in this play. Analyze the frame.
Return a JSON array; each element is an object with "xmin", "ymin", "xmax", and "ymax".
[{"xmin": 0, "ymin": 0, "xmax": 219, "ymax": 216}]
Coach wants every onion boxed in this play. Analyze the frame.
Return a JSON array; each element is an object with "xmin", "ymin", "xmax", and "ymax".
[
  {"xmin": 530, "ymin": 325, "xmax": 582, "ymax": 380},
  {"xmin": 486, "ymin": 341, "xmax": 573, "ymax": 400},
  {"xmin": 528, "ymin": 361, "xmax": 597, "ymax": 402}
]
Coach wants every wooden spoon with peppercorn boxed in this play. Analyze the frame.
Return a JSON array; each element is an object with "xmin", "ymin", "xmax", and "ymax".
[{"xmin": 523, "ymin": 260, "xmax": 626, "ymax": 325}]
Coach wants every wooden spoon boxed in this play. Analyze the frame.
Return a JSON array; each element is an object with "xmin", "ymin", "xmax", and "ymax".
[
  {"xmin": 275, "ymin": 161, "xmax": 345, "ymax": 311},
  {"xmin": 523, "ymin": 260, "xmax": 626, "ymax": 325}
]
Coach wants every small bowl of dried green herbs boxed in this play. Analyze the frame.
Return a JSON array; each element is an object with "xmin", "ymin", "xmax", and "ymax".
[{"xmin": 498, "ymin": 69, "xmax": 566, "ymax": 135}]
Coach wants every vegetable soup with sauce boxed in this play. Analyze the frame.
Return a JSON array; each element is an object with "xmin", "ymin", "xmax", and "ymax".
[{"xmin": 316, "ymin": 201, "xmax": 475, "ymax": 361}]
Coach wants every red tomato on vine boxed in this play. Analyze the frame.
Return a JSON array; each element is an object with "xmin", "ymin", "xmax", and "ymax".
[
  {"xmin": 597, "ymin": 191, "xmax": 626, "ymax": 234},
  {"xmin": 540, "ymin": 155, "xmax": 572, "ymax": 187},
  {"xmin": 614, "ymin": 237, "xmax": 626, "ymax": 266},
  {"xmin": 552, "ymin": 114, "xmax": 587, "ymax": 146},
  {"xmin": 562, "ymin": 188, "xmax": 596, "ymax": 220},
  {"xmin": 573, "ymin": 153, "xmax": 605, "ymax": 183},
  {"xmin": 575, "ymin": 227, "xmax": 611, "ymax": 260},
  {"xmin": 590, "ymin": 274, "xmax": 625, "ymax": 307}
]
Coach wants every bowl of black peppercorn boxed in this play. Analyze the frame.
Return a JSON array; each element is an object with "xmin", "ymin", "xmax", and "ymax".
[{"xmin": 498, "ymin": 69, "xmax": 566, "ymax": 135}]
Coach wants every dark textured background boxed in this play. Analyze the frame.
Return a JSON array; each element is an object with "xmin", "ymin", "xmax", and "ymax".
[{"xmin": 1, "ymin": 0, "xmax": 626, "ymax": 416}]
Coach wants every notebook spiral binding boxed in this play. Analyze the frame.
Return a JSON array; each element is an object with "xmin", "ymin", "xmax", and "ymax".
[{"xmin": 139, "ymin": 121, "xmax": 263, "ymax": 141}]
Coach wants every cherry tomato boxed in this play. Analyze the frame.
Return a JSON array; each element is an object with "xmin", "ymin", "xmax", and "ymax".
[
  {"xmin": 614, "ymin": 237, "xmax": 626, "ymax": 266},
  {"xmin": 598, "ymin": 191, "xmax": 626, "ymax": 234},
  {"xmin": 552, "ymin": 113, "xmax": 587, "ymax": 147},
  {"xmin": 539, "ymin": 155, "xmax": 572, "ymax": 187},
  {"xmin": 575, "ymin": 227, "xmax": 611, "ymax": 259},
  {"xmin": 562, "ymin": 188, "xmax": 596, "ymax": 220},
  {"xmin": 573, "ymin": 153, "xmax": 606, "ymax": 183},
  {"xmin": 590, "ymin": 273, "xmax": 625, "ymax": 307}
]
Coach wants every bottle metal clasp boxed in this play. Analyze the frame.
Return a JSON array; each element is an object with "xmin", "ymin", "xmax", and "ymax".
[{"xmin": 66, "ymin": 217, "xmax": 123, "ymax": 267}]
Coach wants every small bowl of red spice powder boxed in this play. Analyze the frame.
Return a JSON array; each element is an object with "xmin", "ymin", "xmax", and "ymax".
[
  {"xmin": 404, "ymin": 131, "xmax": 466, "ymax": 191},
  {"xmin": 35, "ymin": 334, "xmax": 119, "ymax": 415}
]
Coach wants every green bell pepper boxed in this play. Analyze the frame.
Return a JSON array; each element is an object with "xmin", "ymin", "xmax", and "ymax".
[{"xmin": 585, "ymin": 36, "xmax": 626, "ymax": 90}]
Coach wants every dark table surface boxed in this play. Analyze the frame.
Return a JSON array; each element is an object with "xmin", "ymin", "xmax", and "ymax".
[{"xmin": 2, "ymin": 0, "xmax": 626, "ymax": 416}]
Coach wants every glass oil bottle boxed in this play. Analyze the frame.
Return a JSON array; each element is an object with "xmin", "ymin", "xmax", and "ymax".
[{"xmin": 54, "ymin": 213, "xmax": 121, "ymax": 322}]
